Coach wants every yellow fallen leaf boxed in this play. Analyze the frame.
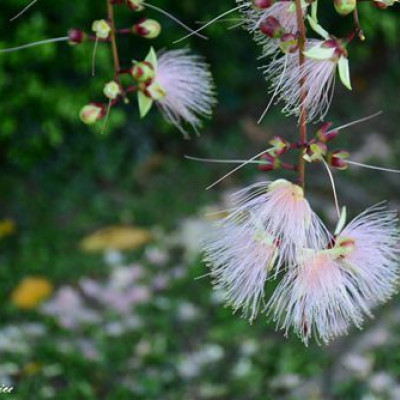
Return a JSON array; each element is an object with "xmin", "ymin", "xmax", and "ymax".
[
  {"xmin": 11, "ymin": 277, "xmax": 53, "ymax": 310},
  {"xmin": 23, "ymin": 362, "xmax": 42, "ymax": 376},
  {"xmin": 80, "ymin": 226, "xmax": 153, "ymax": 252},
  {"xmin": 0, "ymin": 218, "xmax": 16, "ymax": 238}
]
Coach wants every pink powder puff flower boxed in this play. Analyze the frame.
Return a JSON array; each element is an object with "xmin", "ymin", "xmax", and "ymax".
[
  {"xmin": 232, "ymin": 179, "xmax": 329, "ymax": 266},
  {"xmin": 204, "ymin": 214, "xmax": 278, "ymax": 322},
  {"xmin": 268, "ymin": 251, "xmax": 369, "ymax": 345},
  {"xmin": 203, "ymin": 179, "xmax": 329, "ymax": 321},
  {"xmin": 335, "ymin": 204, "xmax": 400, "ymax": 307},
  {"xmin": 142, "ymin": 48, "xmax": 216, "ymax": 137},
  {"xmin": 266, "ymin": 38, "xmax": 352, "ymax": 122},
  {"xmin": 237, "ymin": 0, "xmax": 307, "ymax": 57}
]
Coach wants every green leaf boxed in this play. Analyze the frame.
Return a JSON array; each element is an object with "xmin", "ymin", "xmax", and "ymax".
[
  {"xmin": 338, "ymin": 56, "xmax": 352, "ymax": 90},
  {"xmin": 138, "ymin": 91, "xmax": 153, "ymax": 118}
]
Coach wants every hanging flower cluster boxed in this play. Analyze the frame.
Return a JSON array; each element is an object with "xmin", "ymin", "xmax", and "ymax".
[
  {"xmin": 201, "ymin": 0, "xmax": 400, "ymax": 345},
  {"xmin": 2, "ymin": 0, "xmax": 216, "ymax": 137},
  {"xmin": 204, "ymin": 180, "xmax": 400, "ymax": 345}
]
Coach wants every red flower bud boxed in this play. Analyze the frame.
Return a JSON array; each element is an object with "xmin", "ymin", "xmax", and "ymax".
[
  {"xmin": 253, "ymin": 0, "xmax": 275, "ymax": 9},
  {"xmin": 127, "ymin": 0, "xmax": 145, "ymax": 11},
  {"xmin": 258, "ymin": 153, "xmax": 280, "ymax": 171},
  {"xmin": 79, "ymin": 103, "xmax": 106, "ymax": 125},
  {"xmin": 306, "ymin": 142, "xmax": 327, "ymax": 162},
  {"xmin": 268, "ymin": 136, "xmax": 290, "ymax": 157},
  {"xmin": 133, "ymin": 19, "xmax": 162, "ymax": 39},
  {"xmin": 315, "ymin": 122, "xmax": 338, "ymax": 143},
  {"xmin": 68, "ymin": 29, "xmax": 86, "ymax": 45},
  {"xmin": 328, "ymin": 150, "xmax": 349, "ymax": 170},
  {"xmin": 280, "ymin": 33, "xmax": 299, "ymax": 54},
  {"xmin": 260, "ymin": 17, "xmax": 283, "ymax": 39}
]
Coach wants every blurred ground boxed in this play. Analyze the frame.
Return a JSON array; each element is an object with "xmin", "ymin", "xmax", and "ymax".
[{"xmin": 1, "ymin": 1, "xmax": 400, "ymax": 399}]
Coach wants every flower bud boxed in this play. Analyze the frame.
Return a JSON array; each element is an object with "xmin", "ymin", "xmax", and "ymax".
[
  {"xmin": 315, "ymin": 122, "xmax": 338, "ymax": 143},
  {"xmin": 280, "ymin": 33, "xmax": 299, "ymax": 54},
  {"xmin": 103, "ymin": 81, "xmax": 122, "ymax": 100},
  {"xmin": 306, "ymin": 142, "xmax": 327, "ymax": 162},
  {"xmin": 133, "ymin": 19, "xmax": 162, "ymax": 39},
  {"xmin": 334, "ymin": 0, "xmax": 357, "ymax": 16},
  {"xmin": 68, "ymin": 29, "xmax": 86, "ymax": 45},
  {"xmin": 253, "ymin": 0, "xmax": 275, "ymax": 8},
  {"xmin": 258, "ymin": 153, "xmax": 280, "ymax": 171},
  {"xmin": 131, "ymin": 61, "xmax": 155, "ymax": 82},
  {"xmin": 334, "ymin": 236, "xmax": 356, "ymax": 257},
  {"xmin": 260, "ymin": 17, "xmax": 283, "ymax": 39},
  {"xmin": 127, "ymin": 0, "xmax": 145, "ymax": 11},
  {"xmin": 144, "ymin": 81, "xmax": 166, "ymax": 100},
  {"xmin": 79, "ymin": 103, "xmax": 106, "ymax": 125},
  {"xmin": 269, "ymin": 136, "xmax": 290, "ymax": 157},
  {"xmin": 328, "ymin": 150, "xmax": 349, "ymax": 170},
  {"xmin": 92, "ymin": 19, "xmax": 111, "ymax": 40}
]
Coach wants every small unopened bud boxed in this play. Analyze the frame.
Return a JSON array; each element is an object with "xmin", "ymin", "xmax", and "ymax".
[
  {"xmin": 144, "ymin": 81, "xmax": 166, "ymax": 100},
  {"xmin": 269, "ymin": 136, "xmax": 290, "ymax": 157},
  {"xmin": 133, "ymin": 19, "xmax": 162, "ymax": 39},
  {"xmin": 334, "ymin": 0, "xmax": 357, "ymax": 16},
  {"xmin": 260, "ymin": 17, "xmax": 283, "ymax": 39},
  {"xmin": 92, "ymin": 20, "xmax": 111, "ymax": 40},
  {"xmin": 127, "ymin": 0, "xmax": 145, "ymax": 11},
  {"xmin": 103, "ymin": 81, "xmax": 122, "ymax": 100},
  {"xmin": 306, "ymin": 142, "xmax": 327, "ymax": 162},
  {"xmin": 68, "ymin": 29, "xmax": 86, "ymax": 45},
  {"xmin": 328, "ymin": 150, "xmax": 349, "ymax": 170},
  {"xmin": 335, "ymin": 236, "xmax": 356, "ymax": 257},
  {"xmin": 373, "ymin": 0, "xmax": 397, "ymax": 8},
  {"xmin": 131, "ymin": 61, "xmax": 155, "ymax": 82},
  {"xmin": 253, "ymin": 0, "xmax": 275, "ymax": 9},
  {"xmin": 280, "ymin": 33, "xmax": 299, "ymax": 54},
  {"xmin": 79, "ymin": 103, "xmax": 106, "ymax": 125},
  {"xmin": 258, "ymin": 153, "xmax": 280, "ymax": 171},
  {"xmin": 316, "ymin": 122, "xmax": 338, "ymax": 142}
]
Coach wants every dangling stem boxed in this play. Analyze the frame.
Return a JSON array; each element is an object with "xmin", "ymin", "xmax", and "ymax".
[
  {"xmin": 107, "ymin": 0, "xmax": 123, "ymax": 92},
  {"xmin": 294, "ymin": 0, "xmax": 308, "ymax": 189},
  {"xmin": 353, "ymin": 5, "xmax": 365, "ymax": 41}
]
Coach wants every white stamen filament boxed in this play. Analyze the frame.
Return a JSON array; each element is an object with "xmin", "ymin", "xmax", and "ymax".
[
  {"xmin": 10, "ymin": 0, "xmax": 39, "ymax": 22},
  {"xmin": 205, "ymin": 148, "xmax": 274, "ymax": 190},
  {"xmin": 258, "ymin": 56, "xmax": 288, "ymax": 124},
  {"xmin": 326, "ymin": 111, "xmax": 383, "ymax": 136},
  {"xmin": 185, "ymin": 155, "xmax": 267, "ymax": 165},
  {"xmin": 143, "ymin": 2, "xmax": 208, "ymax": 40},
  {"xmin": 92, "ymin": 38, "xmax": 99, "ymax": 77},
  {"xmin": 101, "ymin": 99, "xmax": 113, "ymax": 135},
  {"xmin": 347, "ymin": 160, "xmax": 400, "ymax": 174},
  {"xmin": 173, "ymin": 5, "xmax": 246, "ymax": 44},
  {"xmin": 0, "ymin": 36, "xmax": 69, "ymax": 54},
  {"xmin": 322, "ymin": 158, "xmax": 341, "ymax": 219}
]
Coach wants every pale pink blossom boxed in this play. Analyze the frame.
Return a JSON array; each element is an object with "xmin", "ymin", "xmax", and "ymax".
[
  {"xmin": 336, "ymin": 204, "xmax": 400, "ymax": 306},
  {"xmin": 203, "ymin": 179, "xmax": 329, "ymax": 321},
  {"xmin": 204, "ymin": 215, "xmax": 278, "ymax": 321},
  {"xmin": 237, "ymin": 0, "xmax": 305, "ymax": 57},
  {"xmin": 154, "ymin": 49, "xmax": 216, "ymax": 137},
  {"xmin": 232, "ymin": 180, "xmax": 329, "ymax": 265},
  {"xmin": 268, "ymin": 251, "xmax": 368, "ymax": 345},
  {"xmin": 266, "ymin": 39, "xmax": 339, "ymax": 122}
]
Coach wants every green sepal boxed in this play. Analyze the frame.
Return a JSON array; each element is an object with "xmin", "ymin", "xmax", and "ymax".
[
  {"xmin": 338, "ymin": 56, "xmax": 352, "ymax": 90},
  {"xmin": 138, "ymin": 91, "xmax": 153, "ymax": 118},
  {"xmin": 145, "ymin": 47, "xmax": 158, "ymax": 73}
]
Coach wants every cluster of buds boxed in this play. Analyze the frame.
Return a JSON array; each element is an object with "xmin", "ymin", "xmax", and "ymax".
[{"xmin": 256, "ymin": 120, "xmax": 350, "ymax": 173}]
